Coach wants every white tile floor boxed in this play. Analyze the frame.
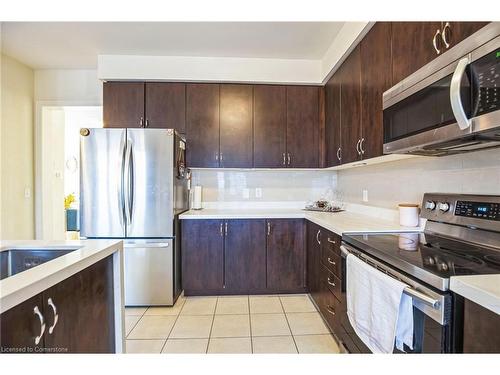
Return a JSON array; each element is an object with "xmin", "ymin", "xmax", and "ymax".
[{"xmin": 125, "ymin": 294, "xmax": 342, "ymax": 354}]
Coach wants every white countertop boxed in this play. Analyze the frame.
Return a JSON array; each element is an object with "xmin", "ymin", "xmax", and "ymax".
[
  {"xmin": 0, "ymin": 240, "xmax": 123, "ymax": 314},
  {"xmin": 450, "ymin": 275, "xmax": 500, "ymax": 315},
  {"xmin": 180, "ymin": 208, "xmax": 422, "ymax": 235}
]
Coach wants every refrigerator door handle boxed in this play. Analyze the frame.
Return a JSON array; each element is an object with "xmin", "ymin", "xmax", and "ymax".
[
  {"xmin": 124, "ymin": 140, "xmax": 133, "ymax": 226},
  {"xmin": 119, "ymin": 133, "xmax": 127, "ymax": 227}
]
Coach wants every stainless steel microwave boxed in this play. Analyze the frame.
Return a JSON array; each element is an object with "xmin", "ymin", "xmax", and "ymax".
[{"xmin": 383, "ymin": 23, "xmax": 500, "ymax": 156}]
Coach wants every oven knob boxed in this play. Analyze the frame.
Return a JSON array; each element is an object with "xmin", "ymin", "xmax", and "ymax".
[
  {"xmin": 438, "ymin": 202, "xmax": 450, "ymax": 212},
  {"xmin": 425, "ymin": 201, "xmax": 436, "ymax": 210}
]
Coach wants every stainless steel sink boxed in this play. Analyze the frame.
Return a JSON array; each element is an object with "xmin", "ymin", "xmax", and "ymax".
[{"xmin": 0, "ymin": 248, "xmax": 78, "ymax": 280}]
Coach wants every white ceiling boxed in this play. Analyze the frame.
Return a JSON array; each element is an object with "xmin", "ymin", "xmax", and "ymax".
[{"xmin": 1, "ymin": 22, "xmax": 345, "ymax": 69}]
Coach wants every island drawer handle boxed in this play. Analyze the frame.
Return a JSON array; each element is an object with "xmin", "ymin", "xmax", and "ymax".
[
  {"xmin": 327, "ymin": 237, "xmax": 336, "ymax": 244},
  {"xmin": 33, "ymin": 306, "xmax": 46, "ymax": 345},
  {"xmin": 48, "ymin": 298, "xmax": 59, "ymax": 334},
  {"xmin": 326, "ymin": 305, "xmax": 336, "ymax": 316},
  {"xmin": 327, "ymin": 257, "xmax": 336, "ymax": 266},
  {"xmin": 327, "ymin": 277, "xmax": 336, "ymax": 287}
]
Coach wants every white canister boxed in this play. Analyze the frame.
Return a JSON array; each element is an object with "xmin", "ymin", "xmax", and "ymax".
[{"xmin": 398, "ymin": 204, "xmax": 420, "ymax": 227}]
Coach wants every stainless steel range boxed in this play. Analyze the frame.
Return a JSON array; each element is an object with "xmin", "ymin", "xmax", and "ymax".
[{"xmin": 341, "ymin": 193, "xmax": 500, "ymax": 353}]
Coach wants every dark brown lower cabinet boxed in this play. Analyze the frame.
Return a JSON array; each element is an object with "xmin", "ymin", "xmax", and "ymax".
[
  {"xmin": 307, "ymin": 221, "xmax": 322, "ymax": 303},
  {"xmin": 181, "ymin": 219, "xmax": 224, "ymax": 293},
  {"xmin": 266, "ymin": 219, "xmax": 306, "ymax": 293},
  {"xmin": 0, "ymin": 256, "xmax": 115, "ymax": 353},
  {"xmin": 224, "ymin": 219, "xmax": 266, "ymax": 293},
  {"xmin": 182, "ymin": 218, "xmax": 305, "ymax": 295},
  {"xmin": 463, "ymin": 299, "xmax": 500, "ymax": 353}
]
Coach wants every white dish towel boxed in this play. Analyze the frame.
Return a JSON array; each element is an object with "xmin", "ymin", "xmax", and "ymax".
[{"xmin": 346, "ymin": 253, "xmax": 414, "ymax": 353}]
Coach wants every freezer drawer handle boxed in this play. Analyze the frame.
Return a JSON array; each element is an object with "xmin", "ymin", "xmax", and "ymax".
[{"xmin": 124, "ymin": 243, "xmax": 170, "ymax": 248}]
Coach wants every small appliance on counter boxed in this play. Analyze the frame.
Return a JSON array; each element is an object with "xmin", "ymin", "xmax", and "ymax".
[{"xmin": 398, "ymin": 203, "xmax": 420, "ymax": 227}]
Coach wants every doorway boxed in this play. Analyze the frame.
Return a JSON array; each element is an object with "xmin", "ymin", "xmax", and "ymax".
[{"xmin": 37, "ymin": 105, "xmax": 102, "ymax": 240}]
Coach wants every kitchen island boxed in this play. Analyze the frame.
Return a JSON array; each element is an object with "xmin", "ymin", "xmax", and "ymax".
[{"xmin": 0, "ymin": 240, "xmax": 124, "ymax": 353}]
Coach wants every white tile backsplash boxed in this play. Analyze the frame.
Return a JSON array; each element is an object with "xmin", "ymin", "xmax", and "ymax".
[
  {"xmin": 337, "ymin": 148, "xmax": 500, "ymax": 209},
  {"xmin": 191, "ymin": 169, "xmax": 337, "ymax": 204}
]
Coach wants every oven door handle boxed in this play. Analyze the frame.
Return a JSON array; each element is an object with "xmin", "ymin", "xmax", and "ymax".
[
  {"xmin": 450, "ymin": 56, "xmax": 472, "ymax": 131},
  {"xmin": 340, "ymin": 245, "xmax": 441, "ymax": 309}
]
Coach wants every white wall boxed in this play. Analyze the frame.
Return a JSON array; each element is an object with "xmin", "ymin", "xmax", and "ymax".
[
  {"xmin": 34, "ymin": 69, "xmax": 102, "ymax": 104},
  {"xmin": 337, "ymin": 148, "xmax": 500, "ymax": 209},
  {"xmin": 0, "ymin": 54, "xmax": 35, "ymax": 239}
]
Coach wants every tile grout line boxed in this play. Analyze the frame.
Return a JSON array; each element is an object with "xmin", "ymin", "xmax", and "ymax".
[
  {"xmin": 278, "ymin": 295, "xmax": 300, "ymax": 354},
  {"xmin": 206, "ymin": 297, "xmax": 219, "ymax": 353},
  {"xmin": 160, "ymin": 297, "xmax": 187, "ymax": 353},
  {"xmin": 124, "ymin": 306, "xmax": 150, "ymax": 343}
]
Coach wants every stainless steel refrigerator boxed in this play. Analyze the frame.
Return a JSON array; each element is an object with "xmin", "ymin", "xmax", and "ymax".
[{"xmin": 80, "ymin": 128, "xmax": 188, "ymax": 306}]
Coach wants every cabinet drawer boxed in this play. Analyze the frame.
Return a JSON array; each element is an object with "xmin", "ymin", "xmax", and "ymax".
[
  {"xmin": 320, "ymin": 289, "xmax": 341, "ymax": 331},
  {"xmin": 321, "ymin": 265, "xmax": 341, "ymax": 300},
  {"xmin": 321, "ymin": 230, "xmax": 341, "ymax": 255},
  {"xmin": 321, "ymin": 247, "xmax": 341, "ymax": 277}
]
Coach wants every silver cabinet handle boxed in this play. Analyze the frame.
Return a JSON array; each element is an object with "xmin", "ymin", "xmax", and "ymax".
[
  {"xmin": 450, "ymin": 56, "xmax": 472, "ymax": 130},
  {"xmin": 327, "ymin": 257, "xmax": 336, "ymax": 266},
  {"xmin": 326, "ymin": 305, "xmax": 336, "ymax": 316},
  {"xmin": 287, "ymin": 153, "xmax": 291, "ymax": 166},
  {"xmin": 327, "ymin": 277, "xmax": 336, "ymax": 287},
  {"xmin": 215, "ymin": 152, "xmax": 219, "ymax": 161},
  {"xmin": 220, "ymin": 152, "xmax": 223, "ymax": 162},
  {"xmin": 442, "ymin": 22, "xmax": 451, "ymax": 49},
  {"xmin": 267, "ymin": 222, "xmax": 271, "ymax": 236},
  {"xmin": 360, "ymin": 138, "xmax": 365, "ymax": 155},
  {"xmin": 47, "ymin": 298, "xmax": 59, "ymax": 334},
  {"xmin": 145, "ymin": 118, "xmax": 150, "ymax": 128},
  {"xmin": 432, "ymin": 28, "xmax": 441, "ymax": 55},
  {"xmin": 282, "ymin": 153, "xmax": 286, "ymax": 166},
  {"xmin": 356, "ymin": 139, "xmax": 361, "ymax": 156},
  {"xmin": 327, "ymin": 237, "xmax": 336, "ymax": 244},
  {"xmin": 336, "ymin": 147, "xmax": 341, "ymax": 162},
  {"xmin": 316, "ymin": 229, "xmax": 321, "ymax": 245},
  {"xmin": 139, "ymin": 117, "xmax": 144, "ymax": 127},
  {"xmin": 225, "ymin": 221, "xmax": 228, "ymax": 236},
  {"xmin": 33, "ymin": 306, "xmax": 46, "ymax": 345},
  {"xmin": 220, "ymin": 222, "xmax": 224, "ymax": 236}
]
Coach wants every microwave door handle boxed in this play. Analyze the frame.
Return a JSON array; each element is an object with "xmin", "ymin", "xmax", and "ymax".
[{"xmin": 450, "ymin": 56, "xmax": 472, "ymax": 131}]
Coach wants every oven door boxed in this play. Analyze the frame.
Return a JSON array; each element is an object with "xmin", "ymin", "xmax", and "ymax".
[{"xmin": 339, "ymin": 243, "xmax": 455, "ymax": 353}]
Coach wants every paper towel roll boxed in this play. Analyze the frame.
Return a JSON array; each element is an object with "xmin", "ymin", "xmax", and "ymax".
[{"xmin": 193, "ymin": 185, "xmax": 203, "ymax": 210}]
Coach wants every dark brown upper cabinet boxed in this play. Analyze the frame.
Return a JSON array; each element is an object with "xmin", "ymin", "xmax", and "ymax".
[
  {"xmin": 103, "ymin": 82, "xmax": 145, "ymax": 128},
  {"xmin": 340, "ymin": 46, "xmax": 362, "ymax": 165},
  {"xmin": 266, "ymin": 219, "xmax": 306, "ymax": 292},
  {"xmin": 185, "ymin": 83, "xmax": 220, "ymax": 168},
  {"xmin": 324, "ymin": 69, "xmax": 342, "ymax": 167},
  {"xmin": 286, "ymin": 86, "xmax": 320, "ymax": 168},
  {"xmin": 391, "ymin": 22, "xmax": 443, "ymax": 85},
  {"xmin": 145, "ymin": 83, "xmax": 186, "ymax": 132},
  {"xmin": 253, "ymin": 85, "xmax": 287, "ymax": 168},
  {"xmin": 359, "ymin": 22, "xmax": 392, "ymax": 160},
  {"xmin": 219, "ymin": 84, "xmax": 254, "ymax": 168},
  {"xmin": 440, "ymin": 22, "xmax": 489, "ymax": 50}
]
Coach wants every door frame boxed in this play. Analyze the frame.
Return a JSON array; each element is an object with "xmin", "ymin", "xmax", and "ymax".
[{"xmin": 34, "ymin": 100, "xmax": 101, "ymax": 239}]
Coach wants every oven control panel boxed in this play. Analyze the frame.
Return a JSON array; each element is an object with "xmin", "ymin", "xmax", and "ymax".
[
  {"xmin": 455, "ymin": 201, "xmax": 500, "ymax": 221},
  {"xmin": 421, "ymin": 193, "xmax": 500, "ymax": 232}
]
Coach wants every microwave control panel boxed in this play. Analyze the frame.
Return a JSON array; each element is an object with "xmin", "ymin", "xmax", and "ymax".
[{"xmin": 473, "ymin": 50, "xmax": 500, "ymax": 116}]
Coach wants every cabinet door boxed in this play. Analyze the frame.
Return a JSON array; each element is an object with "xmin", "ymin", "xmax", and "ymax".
[
  {"xmin": 182, "ymin": 219, "xmax": 224, "ymax": 293},
  {"xmin": 463, "ymin": 299, "xmax": 500, "ymax": 353},
  {"xmin": 307, "ymin": 221, "xmax": 322, "ymax": 305},
  {"xmin": 0, "ymin": 294, "xmax": 45, "ymax": 353},
  {"xmin": 145, "ymin": 83, "xmax": 186, "ymax": 133},
  {"xmin": 286, "ymin": 86, "xmax": 320, "ymax": 168},
  {"xmin": 360, "ymin": 22, "xmax": 392, "ymax": 159},
  {"xmin": 325, "ymin": 69, "xmax": 342, "ymax": 167},
  {"xmin": 43, "ymin": 256, "xmax": 115, "ymax": 353},
  {"xmin": 443, "ymin": 22, "xmax": 489, "ymax": 48},
  {"xmin": 340, "ymin": 46, "xmax": 362, "ymax": 164},
  {"xmin": 220, "ymin": 84, "xmax": 254, "ymax": 168},
  {"xmin": 103, "ymin": 82, "xmax": 145, "ymax": 128},
  {"xmin": 266, "ymin": 219, "xmax": 306, "ymax": 292},
  {"xmin": 391, "ymin": 22, "xmax": 442, "ymax": 84},
  {"xmin": 253, "ymin": 85, "xmax": 287, "ymax": 168},
  {"xmin": 186, "ymin": 84, "xmax": 220, "ymax": 168},
  {"xmin": 224, "ymin": 219, "xmax": 266, "ymax": 292}
]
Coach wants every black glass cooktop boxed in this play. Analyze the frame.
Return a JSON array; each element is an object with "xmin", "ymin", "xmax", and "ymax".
[{"xmin": 342, "ymin": 232, "xmax": 500, "ymax": 290}]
